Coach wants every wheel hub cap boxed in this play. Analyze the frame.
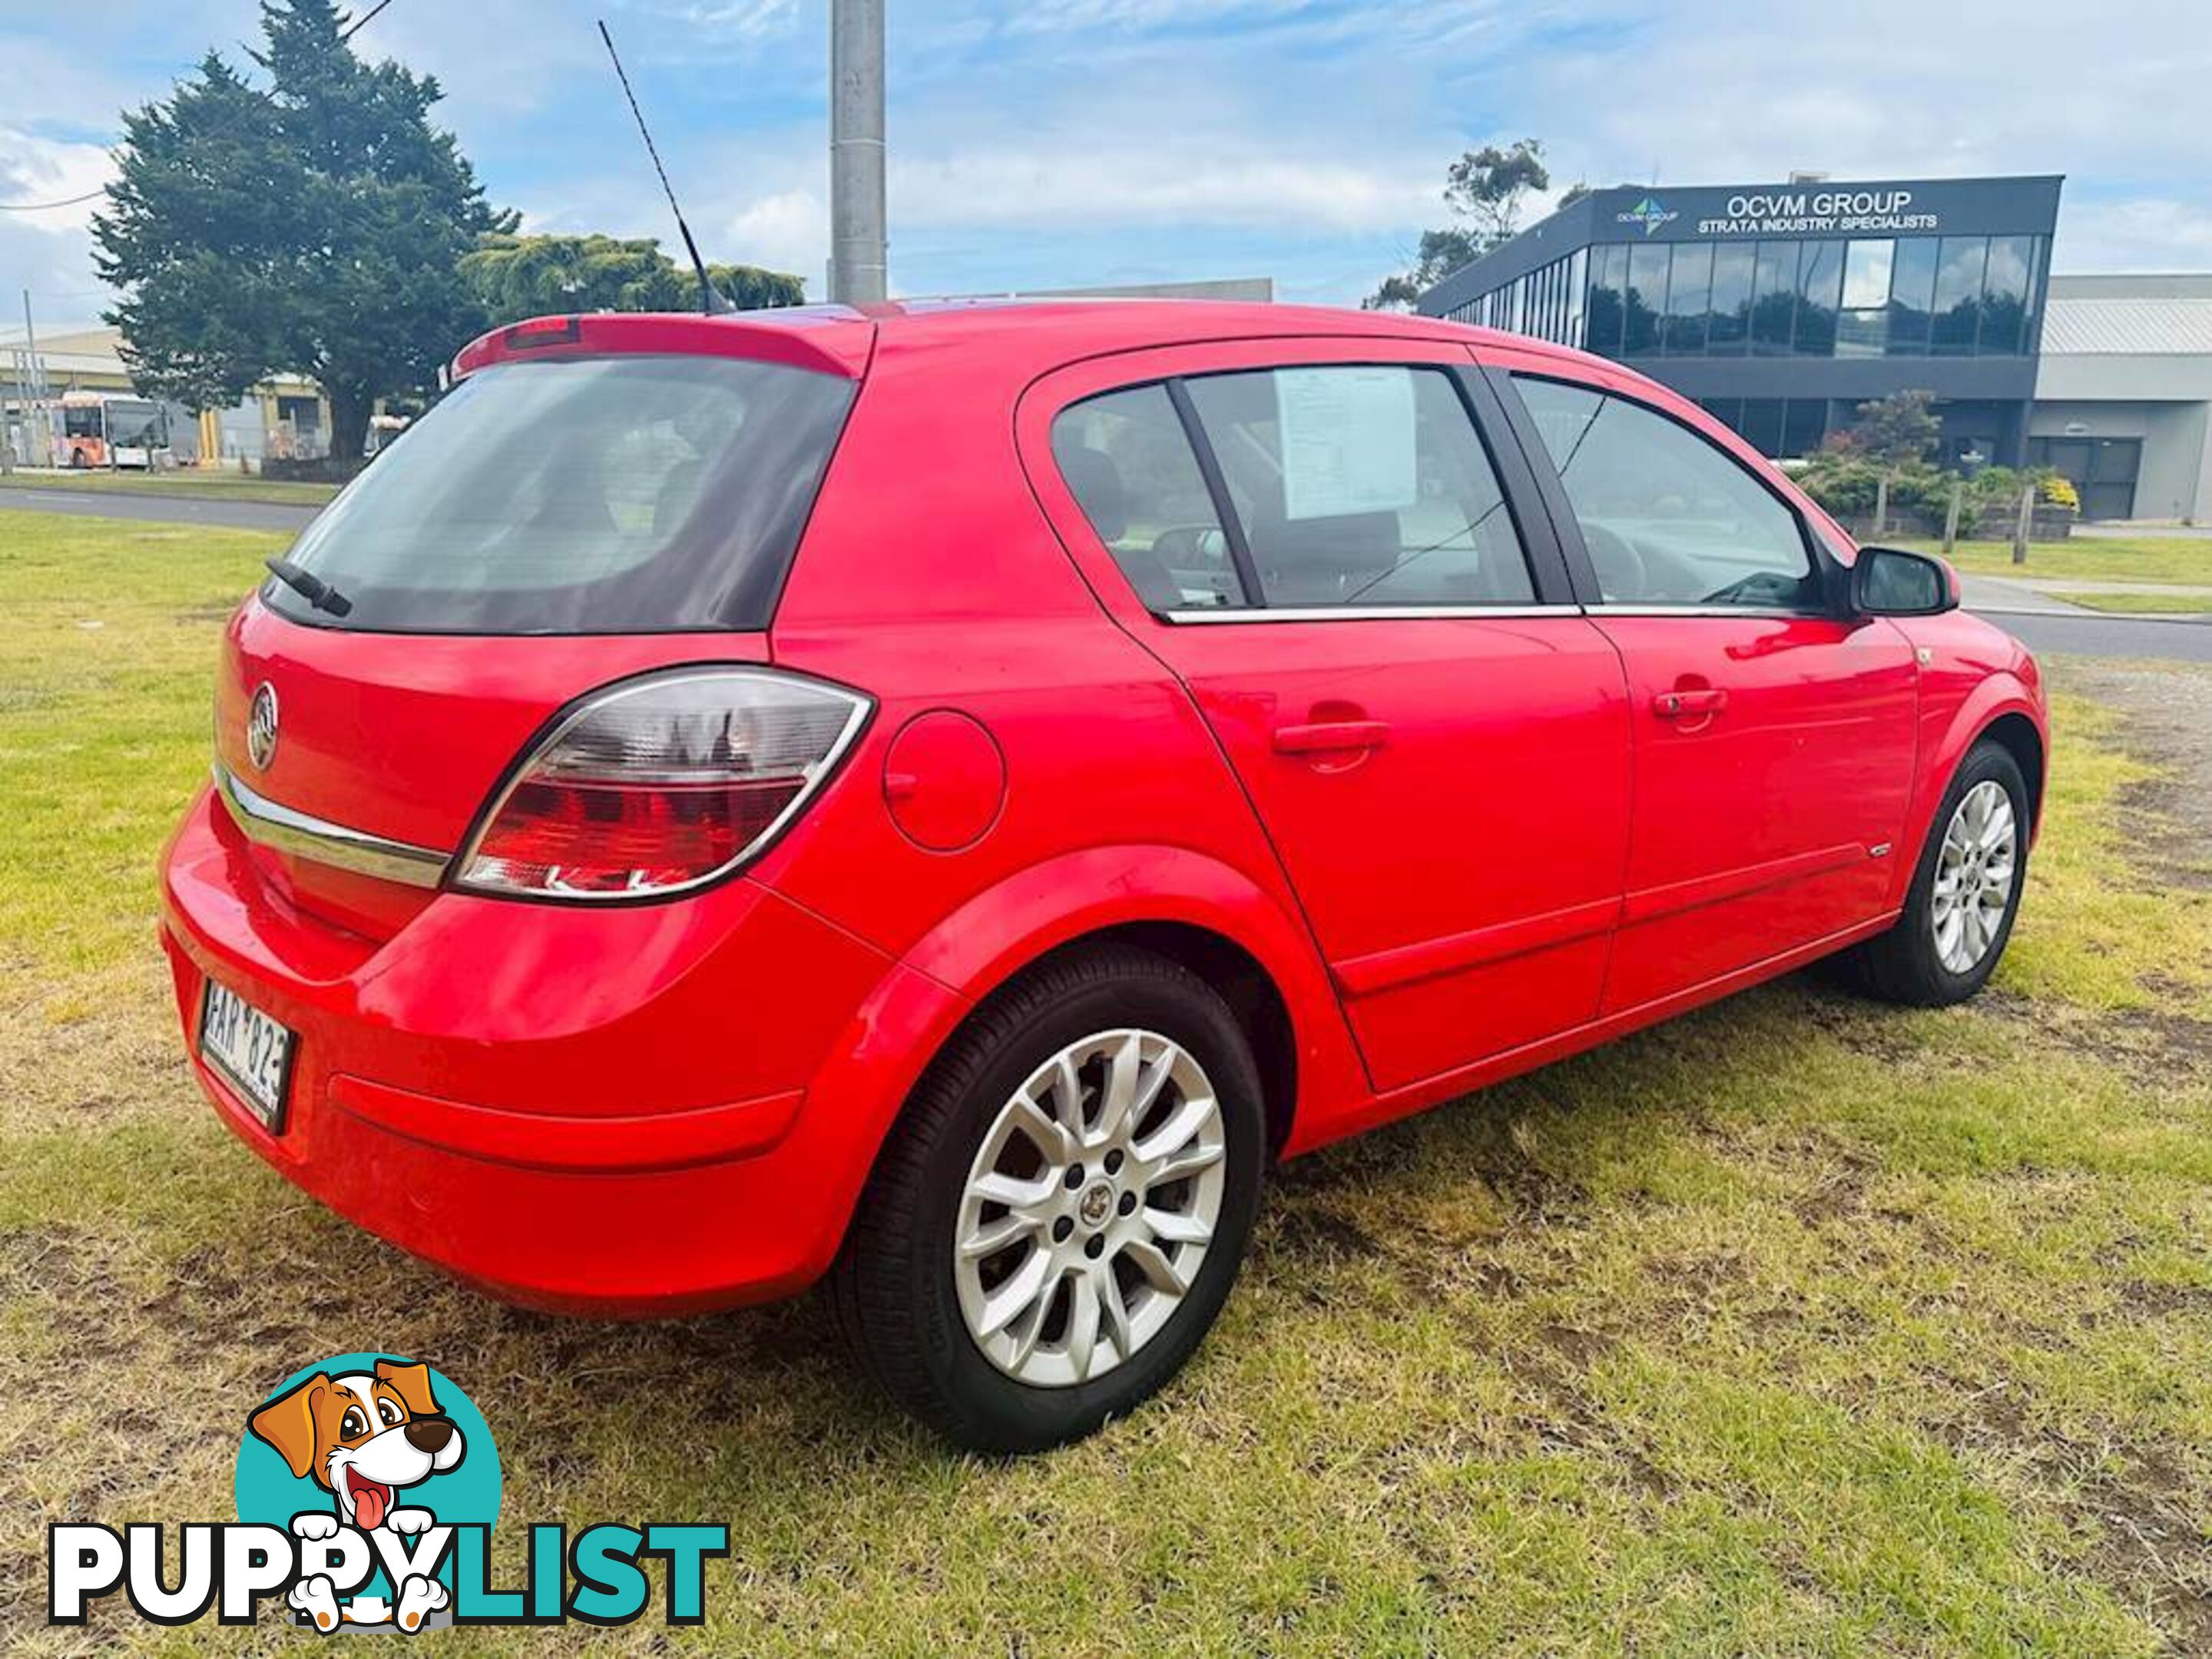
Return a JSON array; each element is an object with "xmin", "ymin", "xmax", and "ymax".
[
  {"xmin": 952, "ymin": 1028, "xmax": 1227, "ymax": 1389},
  {"xmin": 1078, "ymin": 1182, "xmax": 1114, "ymax": 1227},
  {"xmin": 1930, "ymin": 779, "xmax": 2018, "ymax": 975}
]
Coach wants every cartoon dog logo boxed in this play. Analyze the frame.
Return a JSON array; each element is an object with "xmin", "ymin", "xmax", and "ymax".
[{"xmin": 248, "ymin": 1359, "xmax": 465, "ymax": 1631}]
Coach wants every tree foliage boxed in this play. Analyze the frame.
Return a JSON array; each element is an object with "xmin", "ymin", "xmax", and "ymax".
[
  {"xmin": 1833, "ymin": 389, "xmax": 1941, "ymax": 468},
  {"xmin": 1366, "ymin": 139, "xmax": 1555, "ymax": 311},
  {"xmin": 461, "ymin": 233, "xmax": 805, "ymax": 326},
  {"xmin": 93, "ymin": 0, "xmax": 511, "ymax": 460}
]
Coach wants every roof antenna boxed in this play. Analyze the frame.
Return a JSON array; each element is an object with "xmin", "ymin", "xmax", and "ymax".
[{"xmin": 597, "ymin": 18, "xmax": 732, "ymax": 315}]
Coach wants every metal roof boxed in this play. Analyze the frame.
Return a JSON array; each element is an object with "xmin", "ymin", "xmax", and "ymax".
[{"xmin": 2041, "ymin": 295, "xmax": 2212, "ymax": 356}]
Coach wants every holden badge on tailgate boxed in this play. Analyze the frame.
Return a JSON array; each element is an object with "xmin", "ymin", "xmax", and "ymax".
[{"xmin": 246, "ymin": 682, "xmax": 280, "ymax": 770}]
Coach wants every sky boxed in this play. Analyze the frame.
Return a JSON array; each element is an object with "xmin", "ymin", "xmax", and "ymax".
[{"xmin": 3, "ymin": 0, "xmax": 2210, "ymax": 336}]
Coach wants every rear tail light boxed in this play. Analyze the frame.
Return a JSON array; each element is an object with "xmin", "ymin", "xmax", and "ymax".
[{"xmin": 453, "ymin": 667, "xmax": 870, "ymax": 900}]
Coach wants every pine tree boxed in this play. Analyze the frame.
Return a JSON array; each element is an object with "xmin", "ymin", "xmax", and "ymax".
[{"xmin": 94, "ymin": 0, "xmax": 512, "ymax": 462}]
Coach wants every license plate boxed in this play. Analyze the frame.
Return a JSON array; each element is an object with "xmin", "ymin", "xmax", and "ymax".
[{"xmin": 199, "ymin": 980, "xmax": 295, "ymax": 1131}]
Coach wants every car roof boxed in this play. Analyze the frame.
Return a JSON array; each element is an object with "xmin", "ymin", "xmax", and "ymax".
[{"xmin": 452, "ymin": 297, "xmax": 1608, "ymax": 384}]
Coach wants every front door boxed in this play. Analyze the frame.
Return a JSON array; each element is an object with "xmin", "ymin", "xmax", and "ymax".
[
  {"xmin": 1502, "ymin": 368, "xmax": 1919, "ymax": 1014},
  {"xmin": 1028, "ymin": 341, "xmax": 1631, "ymax": 1093}
]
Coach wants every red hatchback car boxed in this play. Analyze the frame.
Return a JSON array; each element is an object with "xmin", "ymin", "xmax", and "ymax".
[{"xmin": 162, "ymin": 300, "xmax": 2045, "ymax": 1451}]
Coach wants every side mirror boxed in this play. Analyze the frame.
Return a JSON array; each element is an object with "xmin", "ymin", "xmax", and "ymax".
[{"xmin": 1853, "ymin": 545, "xmax": 1959, "ymax": 617}]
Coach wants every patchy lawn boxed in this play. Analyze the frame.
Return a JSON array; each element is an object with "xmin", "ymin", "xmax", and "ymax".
[
  {"xmin": 3, "ymin": 510, "xmax": 2210, "ymax": 1654},
  {"xmin": 1901, "ymin": 535, "xmax": 2212, "ymax": 588},
  {"xmin": 0, "ymin": 467, "xmax": 339, "ymax": 507}
]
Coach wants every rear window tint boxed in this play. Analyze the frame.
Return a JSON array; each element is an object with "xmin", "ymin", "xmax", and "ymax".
[{"xmin": 264, "ymin": 356, "xmax": 854, "ymax": 634}]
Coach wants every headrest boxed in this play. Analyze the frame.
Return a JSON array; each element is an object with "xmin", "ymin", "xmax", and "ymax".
[{"xmin": 1060, "ymin": 445, "xmax": 1127, "ymax": 544}]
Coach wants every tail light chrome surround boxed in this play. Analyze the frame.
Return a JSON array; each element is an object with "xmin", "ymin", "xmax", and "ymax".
[{"xmin": 451, "ymin": 665, "xmax": 873, "ymax": 903}]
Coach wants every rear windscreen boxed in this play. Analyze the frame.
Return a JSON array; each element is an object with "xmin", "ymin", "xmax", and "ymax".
[{"xmin": 263, "ymin": 355, "xmax": 856, "ymax": 634}]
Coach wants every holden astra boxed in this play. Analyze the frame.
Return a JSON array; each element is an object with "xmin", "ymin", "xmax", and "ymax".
[{"xmin": 161, "ymin": 300, "xmax": 2045, "ymax": 1452}]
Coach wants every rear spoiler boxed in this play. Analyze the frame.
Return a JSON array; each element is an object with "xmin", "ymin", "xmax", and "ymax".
[{"xmin": 449, "ymin": 308, "xmax": 876, "ymax": 383}]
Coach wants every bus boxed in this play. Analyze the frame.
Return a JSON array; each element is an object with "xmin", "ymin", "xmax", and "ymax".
[{"xmin": 58, "ymin": 392, "xmax": 171, "ymax": 469}]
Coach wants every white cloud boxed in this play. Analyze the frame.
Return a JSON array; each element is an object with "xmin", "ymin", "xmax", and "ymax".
[
  {"xmin": 725, "ymin": 187, "xmax": 827, "ymax": 282},
  {"xmin": 0, "ymin": 127, "xmax": 116, "ymax": 229},
  {"xmin": 7, "ymin": 0, "xmax": 2212, "ymax": 316},
  {"xmin": 2054, "ymin": 197, "xmax": 2212, "ymax": 273},
  {"xmin": 666, "ymin": 0, "xmax": 802, "ymax": 41},
  {"xmin": 1480, "ymin": 0, "xmax": 2212, "ymax": 276},
  {"xmin": 894, "ymin": 147, "xmax": 1432, "ymax": 233}
]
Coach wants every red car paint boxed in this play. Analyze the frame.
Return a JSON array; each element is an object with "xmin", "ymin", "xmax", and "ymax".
[{"xmin": 159, "ymin": 300, "xmax": 2046, "ymax": 1315}]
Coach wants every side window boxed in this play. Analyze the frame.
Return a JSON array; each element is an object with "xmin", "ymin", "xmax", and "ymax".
[
  {"xmin": 1184, "ymin": 366, "xmax": 1535, "ymax": 608},
  {"xmin": 1050, "ymin": 386, "xmax": 1246, "ymax": 611},
  {"xmin": 1514, "ymin": 376, "xmax": 1820, "ymax": 610}
]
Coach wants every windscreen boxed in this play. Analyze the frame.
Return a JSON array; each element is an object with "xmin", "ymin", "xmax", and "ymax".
[{"xmin": 263, "ymin": 354, "xmax": 855, "ymax": 634}]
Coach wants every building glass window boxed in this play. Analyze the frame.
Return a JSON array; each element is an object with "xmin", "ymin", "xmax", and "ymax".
[
  {"xmin": 1584, "ymin": 244, "xmax": 1627, "ymax": 355},
  {"xmin": 1979, "ymin": 233, "xmax": 2035, "ymax": 355},
  {"xmin": 1740, "ymin": 399, "xmax": 1786, "ymax": 455},
  {"xmin": 1565, "ymin": 247, "xmax": 1588, "ymax": 348},
  {"xmin": 1707, "ymin": 243, "xmax": 1755, "ymax": 355},
  {"xmin": 1793, "ymin": 239, "xmax": 1844, "ymax": 356},
  {"xmin": 1750, "ymin": 241, "xmax": 1798, "ymax": 354},
  {"xmin": 1624, "ymin": 241, "xmax": 1668, "ymax": 354},
  {"xmin": 1663, "ymin": 243, "xmax": 1711, "ymax": 355},
  {"xmin": 1886, "ymin": 237, "xmax": 1938, "ymax": 356},
  {"xmin": 1930, "ymin": 236, "xmax": 1988, "ymax": 356},
  {"xmin": 1780, "ymin": 399, "xmax": 1828, "ymax": 458},
  {"xmin": 1836, "ymin": 239, "xmax": 1893, "ymax": 357},
  {"xmin": 2022, "ymin": 234, "xmax": 2046, "ymax": 354}
]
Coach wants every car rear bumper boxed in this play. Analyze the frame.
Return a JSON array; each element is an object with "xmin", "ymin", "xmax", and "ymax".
[{"xmin": 160, "ymin": 786, "xmax": 959, "ymax": 1316}]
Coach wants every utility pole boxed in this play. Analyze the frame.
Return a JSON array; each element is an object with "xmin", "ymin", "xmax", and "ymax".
[
  {"xmin": 21, "ymin": 290, "xmax": 51, "ymax": 469},
  {"xmin": 827, "ymin": 0, "xmax": 886, "ymax": 305}
]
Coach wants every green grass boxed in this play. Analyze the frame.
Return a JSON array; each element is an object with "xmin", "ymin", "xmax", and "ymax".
[
  {"xmin": 1898, "ymin": 535, "xmax": 2212, "ymax": 586},
  {"xmin": 3, "ymin": 508, "xmax": 2210, "ymax": 1652},
  {"xmin": 2059, "ymin": 591, "xmax": 2212, "ymax": 616},
  {"xmin": 0, "ymin": 466, "xmax": 339, "ymax": 506}
]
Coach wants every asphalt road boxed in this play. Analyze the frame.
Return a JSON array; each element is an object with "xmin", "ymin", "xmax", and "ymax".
[
  {"xmin": 0, "ymin": 485, "xmax": 320, "ymax": 535},
  {"xmin": 1977, "ymin": 608, "xmax": 2212, "ymax": 664},
  {"xmin": 4, "ymin": 484, "xmax": 2207, "ymax": 662}
]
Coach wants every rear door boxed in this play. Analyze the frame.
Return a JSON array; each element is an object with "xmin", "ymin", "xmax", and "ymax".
[
  {"xmin": 1025, "ymin": 339, "xmax": 1631, "ymax": 1094},
  {"xmin": 1492, "ymin": 361, "xmax": 1918, "ymax": 1013}
]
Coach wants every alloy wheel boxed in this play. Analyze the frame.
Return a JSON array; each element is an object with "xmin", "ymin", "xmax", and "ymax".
[
  {"xmin": 952, "ymin": 1028, "xmax": 1227, "ymax": 1389},
  {"xmin": 1931, "ymin": 779, "xmax": 2018, "ymax": 975}
]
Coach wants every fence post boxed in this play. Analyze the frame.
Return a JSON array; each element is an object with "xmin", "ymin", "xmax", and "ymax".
[
  {"xmin": 1942, "ymin": 482, "xmax": 1962, "ymax": 558},
  {"xmin": 1873, "ymin": 472, "xmax": 1890, "ymax": 538},
  {"xmin": 2011, "ymin": 482, "xmax": 2034, "ymax": 566}
]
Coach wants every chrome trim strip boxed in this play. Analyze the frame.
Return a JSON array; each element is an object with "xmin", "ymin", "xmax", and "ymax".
[
  {"xmin": 213, "ymin": 764, "xmax": 452, "ymax": 889},
  {"xmin": 1163, "ymin": 604, "xmax": 1584, "ymax": 624},
  {"xmin": 1581, "ymin": 604, "xmax": 1826, "ymax": 620}
]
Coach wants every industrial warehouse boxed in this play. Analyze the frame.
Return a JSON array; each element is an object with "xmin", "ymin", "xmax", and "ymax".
[{"xmin": 1421, "ymin": 174, "xmax": 2212, "ymax": 522}]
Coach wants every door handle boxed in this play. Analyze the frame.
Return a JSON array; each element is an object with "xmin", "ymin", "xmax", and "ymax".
[
  {"xmin": 1272, "ymin": 720, "xmax": 1391, "ymax": 755},
  {"xmin": 1651, "ymin": 688, "xmax": 1728, "ymax": 720}
]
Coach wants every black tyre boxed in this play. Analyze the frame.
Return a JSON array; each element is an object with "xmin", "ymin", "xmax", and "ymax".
[
  {"xmin": 830, "ymin": 945, "xmax": 1266, "ymax": 1453},
  {"xmin": 1837, "ymin": 740, "xmax": 2030, "ymax": 1007}
]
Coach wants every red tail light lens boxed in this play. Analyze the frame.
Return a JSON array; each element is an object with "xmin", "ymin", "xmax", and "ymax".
[{"xmin": 454, "ymin": 667, "xmax": 870, "ymax": 900}]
